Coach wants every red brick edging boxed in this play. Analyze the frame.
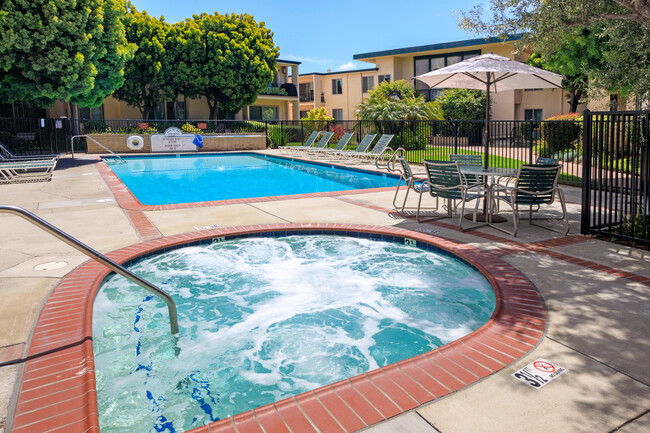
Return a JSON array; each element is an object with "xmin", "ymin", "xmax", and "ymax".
[{"xmin": 10, "ymin": 224, "xmax": 547, "ymax": 433}]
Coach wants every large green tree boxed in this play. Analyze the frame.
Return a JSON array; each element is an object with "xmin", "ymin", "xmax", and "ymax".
[
  {"xmin": 179, "ymin": 12, "xmax": 279, "ymax": 119},
  {"xmin": 0, "ymin": 0, "xmax": 134, "ymax": 108},
  {"xmin": 457, "ymin": 0, "xmax": 650, "ymax": 101},
  {"xmin": 113, "ymin": 5, "xmax": 170, "ymax": 119}
]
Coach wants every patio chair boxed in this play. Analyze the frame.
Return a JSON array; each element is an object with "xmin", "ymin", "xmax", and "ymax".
[
  {"xmin": 0, "ymin": 142, "xmax": 59, "ymax": 161},
  {"xmin": 331, "ymin": 133, "xmax": 376, "ymax": 158},
  {"xmin": 339, "ymin": 134, "xmax": 394, "ymax": 163},
  {"xmin": 308, "ymin": 132, "xmax": 353, "ymax": 156},
  {"xmin": 535, "ymin": 157, "xmax": 559, "ymax": 165},
  {"xmin": 0, "ymin": 159, "xmax": 58, "ymax": 184},
  {"xmin": 490, "ymin": 164, "xmax": 569, "ymax": 236},
  {"xmin": 416, "ymin": 160, "xmax": 487, "ymax": 230},
  {"xmin": 278, "ymin": 131, "xmax": 320, "ymax": 154},
  {"xmin": 389, "ymin": 149, "xmax": 429, "ymax": 213}
]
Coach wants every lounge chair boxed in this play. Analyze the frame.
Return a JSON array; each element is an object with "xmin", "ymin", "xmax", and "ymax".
[
  {"xmin": 416, "ymin": 160, "xmax": 486, "ymax": 230},
  {"xmin": 331, "ymin": 134, "xmax": 376, "ymax": 158},
  {"xmin": 338, "ymin": 134, "xmax": 394, "ymax": 163},
  {"xmin": 297, "ymin": 131, "xmax": 334, "ymax": 153},
  {"xmin": 0, "ymin": 159, "xmax": 58, "ymax": 184},
  {"xmin": 490, "ymin": 164, "xmax": 569, "ymax": 236},
  {"xmin": 278, "ymin": 131, "xmax": 320, "ymax": 154},
  {"xmin": 0, "ymin": 142, "xmax": 59, "ymax": 161},
  {"xmin": 308, "ymin": 132, "xmax": 353, "ymax": 156}
]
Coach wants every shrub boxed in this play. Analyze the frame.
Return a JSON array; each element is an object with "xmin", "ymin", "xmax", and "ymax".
[
  {"xmin": 519, "ymin": 121, "xmax": 540, "ymax": 138},
  {"xmin": 83, "ymin": 120, "xmax": 111, "ymax": 133},
  {"xmin": 540, "ymin": 113, "xmax": 582, "ymax": 154},
  {"xmin": 436, "ymin": 89, "xmax": 487, "ymax": 121},
  {"xmin": 267, "ymin": 124, "xmax": 288, "ymax": 148},
  {"xmin": 181, "ymin": 123, "xmax": 201, "ymax": 133}
]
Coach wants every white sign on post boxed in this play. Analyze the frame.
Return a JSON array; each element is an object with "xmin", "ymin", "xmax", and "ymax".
[
  {"xmin": 150, "ymin": 127, "xmax": 198, "ymax": 152},
  {"xmin": 512, "ymin": 359, "xmax": 567, "ymax": 389}
]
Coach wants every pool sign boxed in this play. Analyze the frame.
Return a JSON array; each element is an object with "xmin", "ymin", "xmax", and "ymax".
[
  {"xmin": 150, "ymin": 127, "xmax": 198, "ymax": 152},
  {"xmin": 512, "ymin": 358, "xmax": 567, "ymax": 389}
]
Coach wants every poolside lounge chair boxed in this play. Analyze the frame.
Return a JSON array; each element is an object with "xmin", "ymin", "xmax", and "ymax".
[
  {"xmin": 416, "ymin": 160, "xmax": 486, "ymax": 230},
  {"xmin": 0, "ymin": 159, "xmax": 58, "ymax": 184},
  {"xmin": 0, "ymin": 142, "xmax": 59, "ymax": 161},
  {"xmin": 297, "ymin": 131, "xmax": 334, "ymax": 153},
  {"xmin": 490, "ymin": 164, "xmax": 569, "ymax": 236},
  {"xmin": 338, "ymin": 134, "xmax": 394, "ymax": 163},
  {"xmin": 308, "ymin": 132, "xmax": 353, "ymax": 156},
  {"xmin": 278, "ymin": 131, "xmax": 320, "ymax": 154},
  {"xmin": 331, "ymin": 134, "xmax": 376, "ymax": 158}
]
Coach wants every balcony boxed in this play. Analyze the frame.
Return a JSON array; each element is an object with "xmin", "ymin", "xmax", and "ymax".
[{"xmin": 259, "ymin": 83, "xmax": 298, "ymax": 97}]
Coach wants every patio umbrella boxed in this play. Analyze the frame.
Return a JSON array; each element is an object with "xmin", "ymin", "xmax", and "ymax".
[{"xmin": 414, "ymin": 53, "xmax": 564, "ymax": 168}]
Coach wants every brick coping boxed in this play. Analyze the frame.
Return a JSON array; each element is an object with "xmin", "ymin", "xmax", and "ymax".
[
  {"xmin": 10, "ymin": 224, "xmax": 547, "ymax": 433},
  {"xmin": 95, "ymin": 152, "xmax": 399, "ymax": 211}
]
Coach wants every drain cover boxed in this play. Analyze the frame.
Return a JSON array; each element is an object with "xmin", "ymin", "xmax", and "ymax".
[{"xmin": 33, "ymin": 261, "xmax": 68, "ymax": 271}]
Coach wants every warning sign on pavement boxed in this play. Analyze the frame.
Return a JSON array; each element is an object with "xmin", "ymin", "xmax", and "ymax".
[{"xmin": 512, "ymin": 358, "xmax": 567, "ymax": 389}]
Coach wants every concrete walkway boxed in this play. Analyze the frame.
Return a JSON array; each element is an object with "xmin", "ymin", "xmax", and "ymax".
[{"xmin": 0, "ymin": 152, "xmax": 648, "ymax": 433}]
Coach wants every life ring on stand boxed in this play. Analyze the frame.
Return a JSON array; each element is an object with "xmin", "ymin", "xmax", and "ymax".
[{"xmin": 126, "ymin": 135, "xmax": 145, "ymax": 150}]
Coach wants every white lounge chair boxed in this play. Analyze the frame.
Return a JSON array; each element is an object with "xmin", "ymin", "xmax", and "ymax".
[
  {"xmin": 296, "ymin": 131, "xmax": 334, "ymax": 153},
  {"xmin": 0, "ymin": 142, "xmax": 59, "ymax": 161},
  {"xmin": 307, "ymin": 132, "xmax": 353, "ymax": 156},
  {"xmin": 278, "ymin": 131, "xmax": 320, "ymax": 154},
  {"xmin": 330, "ymin": 134, "xmax": 376, "ymax": 159},
  {"xmin": 0, "ymin": 159, "xmax": 58, "ymax": 184},
  {"xmin": 339, "ymin": 134, "xmax": 394, "ymax": 163}
]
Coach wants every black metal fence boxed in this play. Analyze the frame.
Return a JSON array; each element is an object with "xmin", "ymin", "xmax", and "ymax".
[
  {"xmin": 581, "ymin": 110, "xmax": 649, "ymax": 245},
  {"xmin": 1, "ymin": 116, "xmax": 584, "ymax": 185}
]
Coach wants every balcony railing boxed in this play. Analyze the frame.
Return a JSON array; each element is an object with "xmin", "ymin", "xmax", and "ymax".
[{"xmin": 259, "ymin": 83, "xmax": 297, "ymax": 97}]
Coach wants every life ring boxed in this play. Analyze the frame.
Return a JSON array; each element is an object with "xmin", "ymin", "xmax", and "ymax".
[{"xmin": 126, "ymin": 135, "xmax": 145, "ymax": 150}]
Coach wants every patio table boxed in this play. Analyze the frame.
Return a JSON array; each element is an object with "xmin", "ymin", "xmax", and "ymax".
[{"xmin": 459, "ymin": 166, "xmax": 519, "ymax": 223}]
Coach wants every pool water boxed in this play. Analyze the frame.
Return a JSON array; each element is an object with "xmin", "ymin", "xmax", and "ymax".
[
  {"xmin": 93, "ymin": 235, "xmax": 495, "ymax": 432},
  {"xmin": 106, "ymin": 154, "xmax": 400, "ymax": 205}
]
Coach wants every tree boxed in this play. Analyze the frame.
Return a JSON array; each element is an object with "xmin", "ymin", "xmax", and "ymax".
[
  {"xmin": 179, "ymin": 12, "xmax": 279, "ymax": 119},
  {"xmin": 355, "ymin": 80, "xmax": 442, "ymax": 121},
  {"xmin": 112, "ymin": 6, "xmax": 170, "ymax": 119},
  {"xmin": 0, "ymin": 0, "xmax": 134, "ymax": 108},
  {"xmin": 526, "ymin": 26, "xmax": 606, "ymax": 112},
  {"xmin": 456, "ymin": 0, "xmax": 650, "ymax": 100},
  {"xmin": 435, "ymin": 89, "xmax": 486, "ymax": 121}
]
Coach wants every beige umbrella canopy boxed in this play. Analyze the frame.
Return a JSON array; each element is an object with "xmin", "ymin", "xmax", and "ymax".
[{"xmin": 414, "ymin": 53, "xmax": 564, "ymax": 167}]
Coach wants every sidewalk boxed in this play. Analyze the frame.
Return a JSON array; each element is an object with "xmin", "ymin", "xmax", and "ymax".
[{"xmin": 0, "ymin": 153, "xmax": 648, "ymax": 433}]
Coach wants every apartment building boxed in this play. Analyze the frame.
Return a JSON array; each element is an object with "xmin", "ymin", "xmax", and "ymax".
[{"xmin": 300, "ymin": 36, "xmax": 586, "ymax": 122}]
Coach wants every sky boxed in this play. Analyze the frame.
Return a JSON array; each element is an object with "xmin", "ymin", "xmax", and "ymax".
[{"xmin": 130, "ymin": 0, "xmax": 486, "ymax": 74}]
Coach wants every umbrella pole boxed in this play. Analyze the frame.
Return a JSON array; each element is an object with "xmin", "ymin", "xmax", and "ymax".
[{"xmin": 484, "ymin": 75, "xmax": 490, "ymax": 169}]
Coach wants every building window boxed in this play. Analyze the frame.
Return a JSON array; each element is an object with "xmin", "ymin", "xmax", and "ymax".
[
  {"xmin": 378, "ymin": 74, "xmax": 391, "ymax": 84},
  {"xmin": 300, "ymin": 82, "xmax": 314, "ymax": 102},
  {"xmin": 332, "ymin": 79, "xmax": 343, "ymax": 95},
  {"xmin": 524, "ymin": 109, "xmax": 543, "ymax": 121},
  {"xmin": 414, "ymin": 50, "xmax": 481, "ymax": 101},
  {"xmin": 362, "ymin": 76, "xmax": 374, "ymax": 93},
  {"xmin": 166, "ymin": 100, "xmax": 186, "ymax": 120},
  {"xmin": 250, "ymin": 106, "xmax": 278, "ymax": 121},
  {"xmin": 300, "ymin": 110, "xmax": 310, "ymax": 119},
  {"xmin": 79, "ymin": 105, "xmax": 103, "ymax": 120},
  {"xmin": 148, "ymin": 103, "xmax": 166, "ymax": 120},
  {"xmin": 332, "ymin": 109, "xmax": 343, "ymax": 121}
]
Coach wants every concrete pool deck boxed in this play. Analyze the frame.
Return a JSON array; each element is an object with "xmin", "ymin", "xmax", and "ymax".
[{"xmin": 0, "ymin": 152, "xmax": 649, "ymax": 432}]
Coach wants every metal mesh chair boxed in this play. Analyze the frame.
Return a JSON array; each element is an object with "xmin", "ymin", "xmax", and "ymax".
[
  {"xmin": 491, "ymin": 164, "xmax": 569, "ymax": 236},
  {"xmin": 417, "ymin": 160, "xmax": 486, "ymax": 230},
  {"xmin": 389, "ymin": 149, "xmax": 428, "ymax": 213}
]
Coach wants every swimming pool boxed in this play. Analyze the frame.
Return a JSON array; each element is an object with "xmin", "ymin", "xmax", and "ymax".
[
  {"xmin": 93, "ymin": 234, "xmax": 495, "ymax": 432},
  {"xmin": 105, "ymin": 153, "xmax": 400, "ymax": 205}
]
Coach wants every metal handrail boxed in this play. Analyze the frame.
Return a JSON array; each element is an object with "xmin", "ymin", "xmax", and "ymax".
[
  {"xmin": 0, "ymin": 205, "xmax": 179, "ymax": 335},
  {"xmin": 70, "ymin": 135, "xmax": 126, "ymax": 163}
]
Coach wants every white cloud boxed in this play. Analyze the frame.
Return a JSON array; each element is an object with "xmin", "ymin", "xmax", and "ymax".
[{"xmin": 337, "ymin": 62, "xmax": 357, "ymax": 71}]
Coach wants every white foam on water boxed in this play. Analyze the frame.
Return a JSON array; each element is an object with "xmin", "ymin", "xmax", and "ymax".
[{"xmin": 93, "ymin": 235, "xmax": 495, "ymax": 432}]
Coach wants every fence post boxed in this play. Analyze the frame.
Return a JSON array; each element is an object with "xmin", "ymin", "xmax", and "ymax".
[{"xmin": 580, "ymin": 109, "xmax": 592, "ymax": 234}]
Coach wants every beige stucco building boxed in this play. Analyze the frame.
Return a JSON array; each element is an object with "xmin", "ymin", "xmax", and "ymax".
[{"xmin": 300, "ymin": 36, "xmax": 592, "ymax": 122}]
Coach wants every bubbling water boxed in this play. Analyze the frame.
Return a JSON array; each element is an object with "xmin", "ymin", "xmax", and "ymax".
[{"xmin": 93, "ymin": 235, "xmax": 495, "ymax": 432}]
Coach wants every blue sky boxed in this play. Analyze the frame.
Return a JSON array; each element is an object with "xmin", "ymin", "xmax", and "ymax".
[{"xmin": 130, "ymin": 0, "xmax": 484, "ymax": 74}]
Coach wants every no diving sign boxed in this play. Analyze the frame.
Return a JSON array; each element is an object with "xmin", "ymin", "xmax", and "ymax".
[{"xmin": 512, "ymin": 359, "xmax": 567, "ymax": 389}]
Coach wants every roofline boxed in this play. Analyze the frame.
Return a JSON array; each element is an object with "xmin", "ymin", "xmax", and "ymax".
[
  {"xmin": 299, "ymin": 67, "xmax": 379, "ymax": 77},
  {"xmin": 353, "ymin": 34, "xmax": 523, "ymax": 60},
  {"xmin": 277, "ymin": 58, "xmax": 301, "ymax": 65}
]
